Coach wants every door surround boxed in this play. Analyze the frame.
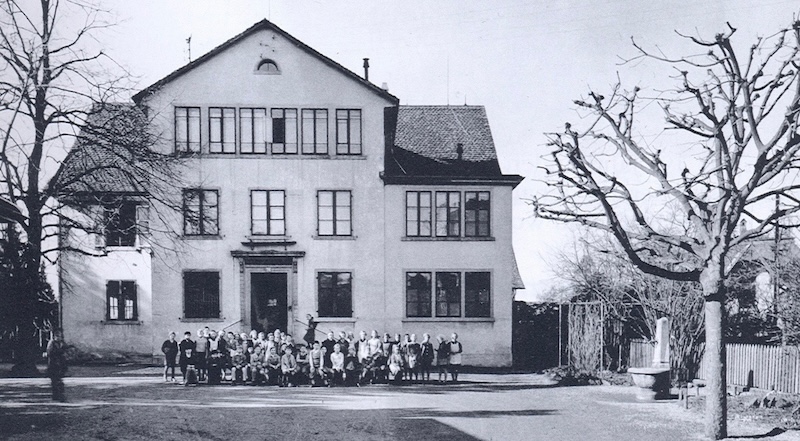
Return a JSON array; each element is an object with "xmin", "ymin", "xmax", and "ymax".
[{"xmin": 232, "ymin": 251, "xmax": 303, "ymax": 334}]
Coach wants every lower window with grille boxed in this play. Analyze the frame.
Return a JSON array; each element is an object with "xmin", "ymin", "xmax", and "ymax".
[
  {"xmin": 318, "ymin": 271, "xmax": 352, "ymax": 317},
  {"xmin": 183, "ymin": 271, "xmax": 220, "ymax": 319}
]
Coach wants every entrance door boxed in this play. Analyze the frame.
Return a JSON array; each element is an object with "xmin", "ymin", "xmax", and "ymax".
[{"xmin": 250, "ymin": 273, "xmax": 288, "ymax": 334}]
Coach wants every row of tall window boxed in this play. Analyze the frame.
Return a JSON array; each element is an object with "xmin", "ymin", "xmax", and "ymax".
[
  {"xmin": 175, "ymin": 107, "xmax": 362, "ymax": 155},
  {"xmin": 406, "ymin": 191, "xmax": 491, "ymax": 238},
  {"xmin": 103, "ymin": 270, "xmax": 491, "ymax": 322},
  {"xmin": 181, "ymin": 189, "xmax": 352, "ymax": 237},
  {"xmin": 103, "ymin": 189, "xmax": 492, "ymax": 244}
]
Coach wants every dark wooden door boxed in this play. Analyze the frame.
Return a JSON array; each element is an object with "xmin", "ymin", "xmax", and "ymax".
[{"xmin": 250, "ymin": 272, "xmax": 288, "ymax": 334}]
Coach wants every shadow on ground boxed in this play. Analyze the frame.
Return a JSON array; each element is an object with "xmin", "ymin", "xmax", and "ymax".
[
  {"xmin": 0, "ymin": 377, "xmax": 564, "ymax": 441},
  {"xmin": 728, "ymin": 428, "xmax": 788, "ymax": 439}
]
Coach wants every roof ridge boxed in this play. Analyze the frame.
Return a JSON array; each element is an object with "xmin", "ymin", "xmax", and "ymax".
[{"xmin": 399, "ymin": 104, "xmax": 485, "ymax": 109}]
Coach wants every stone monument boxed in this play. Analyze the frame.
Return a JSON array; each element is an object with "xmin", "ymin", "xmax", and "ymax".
[
  {"xmin": 652, "ymin": 317, "xmax": 670, "ymax": 368},
  {"xmin": 629, "ymin": 317, "xmax": 671, "ymax": 401}
]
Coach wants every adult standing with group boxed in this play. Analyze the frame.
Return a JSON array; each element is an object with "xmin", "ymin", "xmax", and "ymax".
[{"xmin": 46, "ymin": 330, "xmax": 68, "ymax": 402}]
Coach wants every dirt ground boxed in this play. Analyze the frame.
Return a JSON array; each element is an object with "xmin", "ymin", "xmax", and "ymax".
[{"xmin": 0, "ymin": 365, "xmax": 799, "ymax": 441}]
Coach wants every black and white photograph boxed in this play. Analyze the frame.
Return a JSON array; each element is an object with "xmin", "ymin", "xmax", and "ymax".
[{"xmin": 1, "ymin": 1, "xmax": 800, "ymax": 440}]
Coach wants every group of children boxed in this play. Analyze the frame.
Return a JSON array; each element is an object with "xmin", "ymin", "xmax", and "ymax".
[{"xmin": 160, "ymin": 327, "xmax": 464, "ymax": 387}]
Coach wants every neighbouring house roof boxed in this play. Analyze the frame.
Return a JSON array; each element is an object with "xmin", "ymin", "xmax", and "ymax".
[
  {"xmin": 737, "ymin": 235, "xmax": 800, "ymax": 265},
  {"xmin": 50, "ymin": 103, "xmax": 156, "ymax": 196},
  {"xmin": 132, "ymin": 19, "xmax": 398, "ymax": 105},
  {"xmin": 383, "ymin": 105, "xmax": 524, "ymax": 186}
]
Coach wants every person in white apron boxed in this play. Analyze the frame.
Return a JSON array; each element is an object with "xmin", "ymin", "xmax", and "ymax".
[{"xmin": 448, "ymin": 333, "xmax": 463, "ymax": 382}]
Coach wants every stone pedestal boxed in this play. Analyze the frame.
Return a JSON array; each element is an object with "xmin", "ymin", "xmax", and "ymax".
[
  {"xmin": 629, "ymin": 367, "xmax": 671, "ymax": 401},
  {"xmin": 652, "ymin": 317, "xmax": 670, "ymax": 368}
]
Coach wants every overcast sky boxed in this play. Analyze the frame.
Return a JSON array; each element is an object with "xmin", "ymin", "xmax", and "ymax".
[{"xmin": 93, "ymin": 0, "xmax": 798, "ymax": 301}]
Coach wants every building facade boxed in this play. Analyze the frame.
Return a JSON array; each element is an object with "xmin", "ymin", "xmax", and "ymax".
[{"xmin": 58, "ymin": 20, "xmax": 524, "ymax": 366}]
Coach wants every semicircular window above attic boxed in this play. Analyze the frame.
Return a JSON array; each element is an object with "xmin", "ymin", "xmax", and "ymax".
[{"xmin": 256, "ymin": 59, "xmax": 280, "ymax": 74}]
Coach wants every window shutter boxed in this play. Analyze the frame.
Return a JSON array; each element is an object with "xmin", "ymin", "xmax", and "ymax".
[
  {"xmin": 94, "ymin": 205, "xmax": 106, "ymax": 250},
  {"xmin": 136, "ymin": 203, "xmax": 150, "ymax": 238},
  {"xmin": 182, "ymin": 272, "xmax": 187, "ymax": 314}
]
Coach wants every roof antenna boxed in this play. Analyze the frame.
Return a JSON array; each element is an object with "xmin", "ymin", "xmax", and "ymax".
[{"xmin": 186, "ymin": 35, "xmax": 192, "ymax": 62}]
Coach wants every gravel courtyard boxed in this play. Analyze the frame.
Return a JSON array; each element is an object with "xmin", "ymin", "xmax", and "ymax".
[{"xmin": 0, "ymin": 368, "xmax": 797, "ymax": 441}]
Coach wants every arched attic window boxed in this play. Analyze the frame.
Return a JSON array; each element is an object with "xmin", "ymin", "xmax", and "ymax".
[{"xmin": 255, "ymin": 59, "xmax": 280, "ymax": 74}]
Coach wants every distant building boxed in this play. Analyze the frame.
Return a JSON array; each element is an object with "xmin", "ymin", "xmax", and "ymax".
[{"xmin": 57, "ymin": 20, "xmax": 524, "ymax": 366}]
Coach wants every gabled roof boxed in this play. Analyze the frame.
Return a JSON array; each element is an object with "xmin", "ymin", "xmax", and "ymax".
[
  {"xmin": 50, "ymin": 104, "xmax": 156, "ymax": 196},
  {"xmin": 383, "ymin": 105, "xmax": 524, "ymax": 186},
  {"xmin": 132, "ymin": 19, "xmax": 398, "ymax": 105}
]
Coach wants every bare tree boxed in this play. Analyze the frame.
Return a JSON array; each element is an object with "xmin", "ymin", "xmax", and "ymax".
[
  {"xmin": 534, "ymin": 21, "xmax": 800, "ymax": 439},
  {"xmin": 0, "ymin": 0, "xmax": 181, "ymax": 374}
]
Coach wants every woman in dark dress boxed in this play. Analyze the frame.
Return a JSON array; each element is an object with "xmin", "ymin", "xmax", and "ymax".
[{"xmin": 303, "ymin": 314, "xmax": 317, "ymax": 347}]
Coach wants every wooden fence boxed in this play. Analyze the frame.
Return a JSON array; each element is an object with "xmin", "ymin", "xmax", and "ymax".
[{"xmin": 629, "ymin": 340, "xmax": 800, "ymax": 394}]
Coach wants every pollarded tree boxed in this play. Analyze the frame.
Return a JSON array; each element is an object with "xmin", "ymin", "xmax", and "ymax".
[
  {"xmin": 0, "ymin": 0, "xmax": 182, "ymax": 374},
  {"xmin": 534, "ymin": 21, "xmax": 800, "ymax": 440}
]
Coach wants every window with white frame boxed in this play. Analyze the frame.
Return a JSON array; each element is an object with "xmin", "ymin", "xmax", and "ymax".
[
  {"xmin": 435, "ymin": 272, "xmax": 461, "ymax": 317},
  {"xmin": 406, "ymin": 190, "xmax": 491, "ymax": 238},
  {"xmin": 435, "ymin": 191, "xmax": 461, "ymax": 237},
  {"xmin": 301, "ymin": 109, "xmax": 328, "ymax": 154},
  {"xmin": 405, "ymin": 271, "xmax": 491, "ymax": 318},
  {"xmin": 406, "ymin": 191, "xmax": 432, "ymax": 237},
  {"xmin": 317, "ymin": 190, "xmax": 351, "ymax": 236},
  {"xmin": 465, "ymin": 191, "xmax": 491, "ymax": 237},
  {"xmin": 240, "ymin": 108, "xmax": 267, "ymax": 154},
  {"xmin": 183, "ymin": 189, "xmax": 219, "ymax": 236},
  {"xmin": 209, "ymin": 107, "xmax": 236, "ymax": 153},
  {"xmin": 465, "ymin": 272, "xmax": 491, "ymax": 317},
  {"xmin": 104, "ymin": 200, "xmax": 137, "ymax": 247},
  {"xmin": 270, "ymin": 108, "xmax": 298, "ymax": 154},
  {"xmin": 251, "ymin": 190, "xmax": 285, "ymax": 235},
  {"xmin": 336, "ymin": 109, "xmax": 362, "ymax": 155},
  {"xmin": 106, "ymin": 280, "xmax": 137, "ymax": 321},
  {"xmin": 174, "ymin": 107, "xmax": 201, "ymax": 153},
  {"xmin": 406, "ymin": 272, "xmax": 432, "ymax": 317}
]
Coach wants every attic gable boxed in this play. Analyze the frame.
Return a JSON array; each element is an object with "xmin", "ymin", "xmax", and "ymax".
[{"xmin": 132, "ymin": 19, "xmax": 397, "ymax": 105}]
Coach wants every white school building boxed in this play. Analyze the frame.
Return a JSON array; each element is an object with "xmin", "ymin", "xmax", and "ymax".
[{"xmin": 57, "ymin": 20, "xmax": 524, "ymax": 366}]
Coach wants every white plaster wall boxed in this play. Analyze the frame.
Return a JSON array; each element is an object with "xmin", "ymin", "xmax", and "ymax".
[
  {"xmin": 60, "ymin": 225, "xmax": 153, "ymax": 354},
  {"xmin": 382, "ymin": 185, "xmax": 516, "ymax": 366}
]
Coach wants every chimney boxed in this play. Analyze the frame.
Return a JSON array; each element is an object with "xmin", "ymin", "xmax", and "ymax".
[
  {"xmin": 381, "ymin": 82, "xmax": 389, "ymax": 91},
  {"xmin": 456, "ymin": 143, "xmax": 464, "ymax": 161},
  {"xmin": 363, "ymin": 58, "xmax": 370, "ymax": 81}
]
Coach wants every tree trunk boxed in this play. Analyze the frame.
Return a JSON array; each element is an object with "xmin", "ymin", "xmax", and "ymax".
[
  {"xmin": 701, "ymin": 269, "xmax": 727, "ymax": 439},
  {"xmin": 10, "ymin": 248, "xmax": 43, "ymax": 377}
]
